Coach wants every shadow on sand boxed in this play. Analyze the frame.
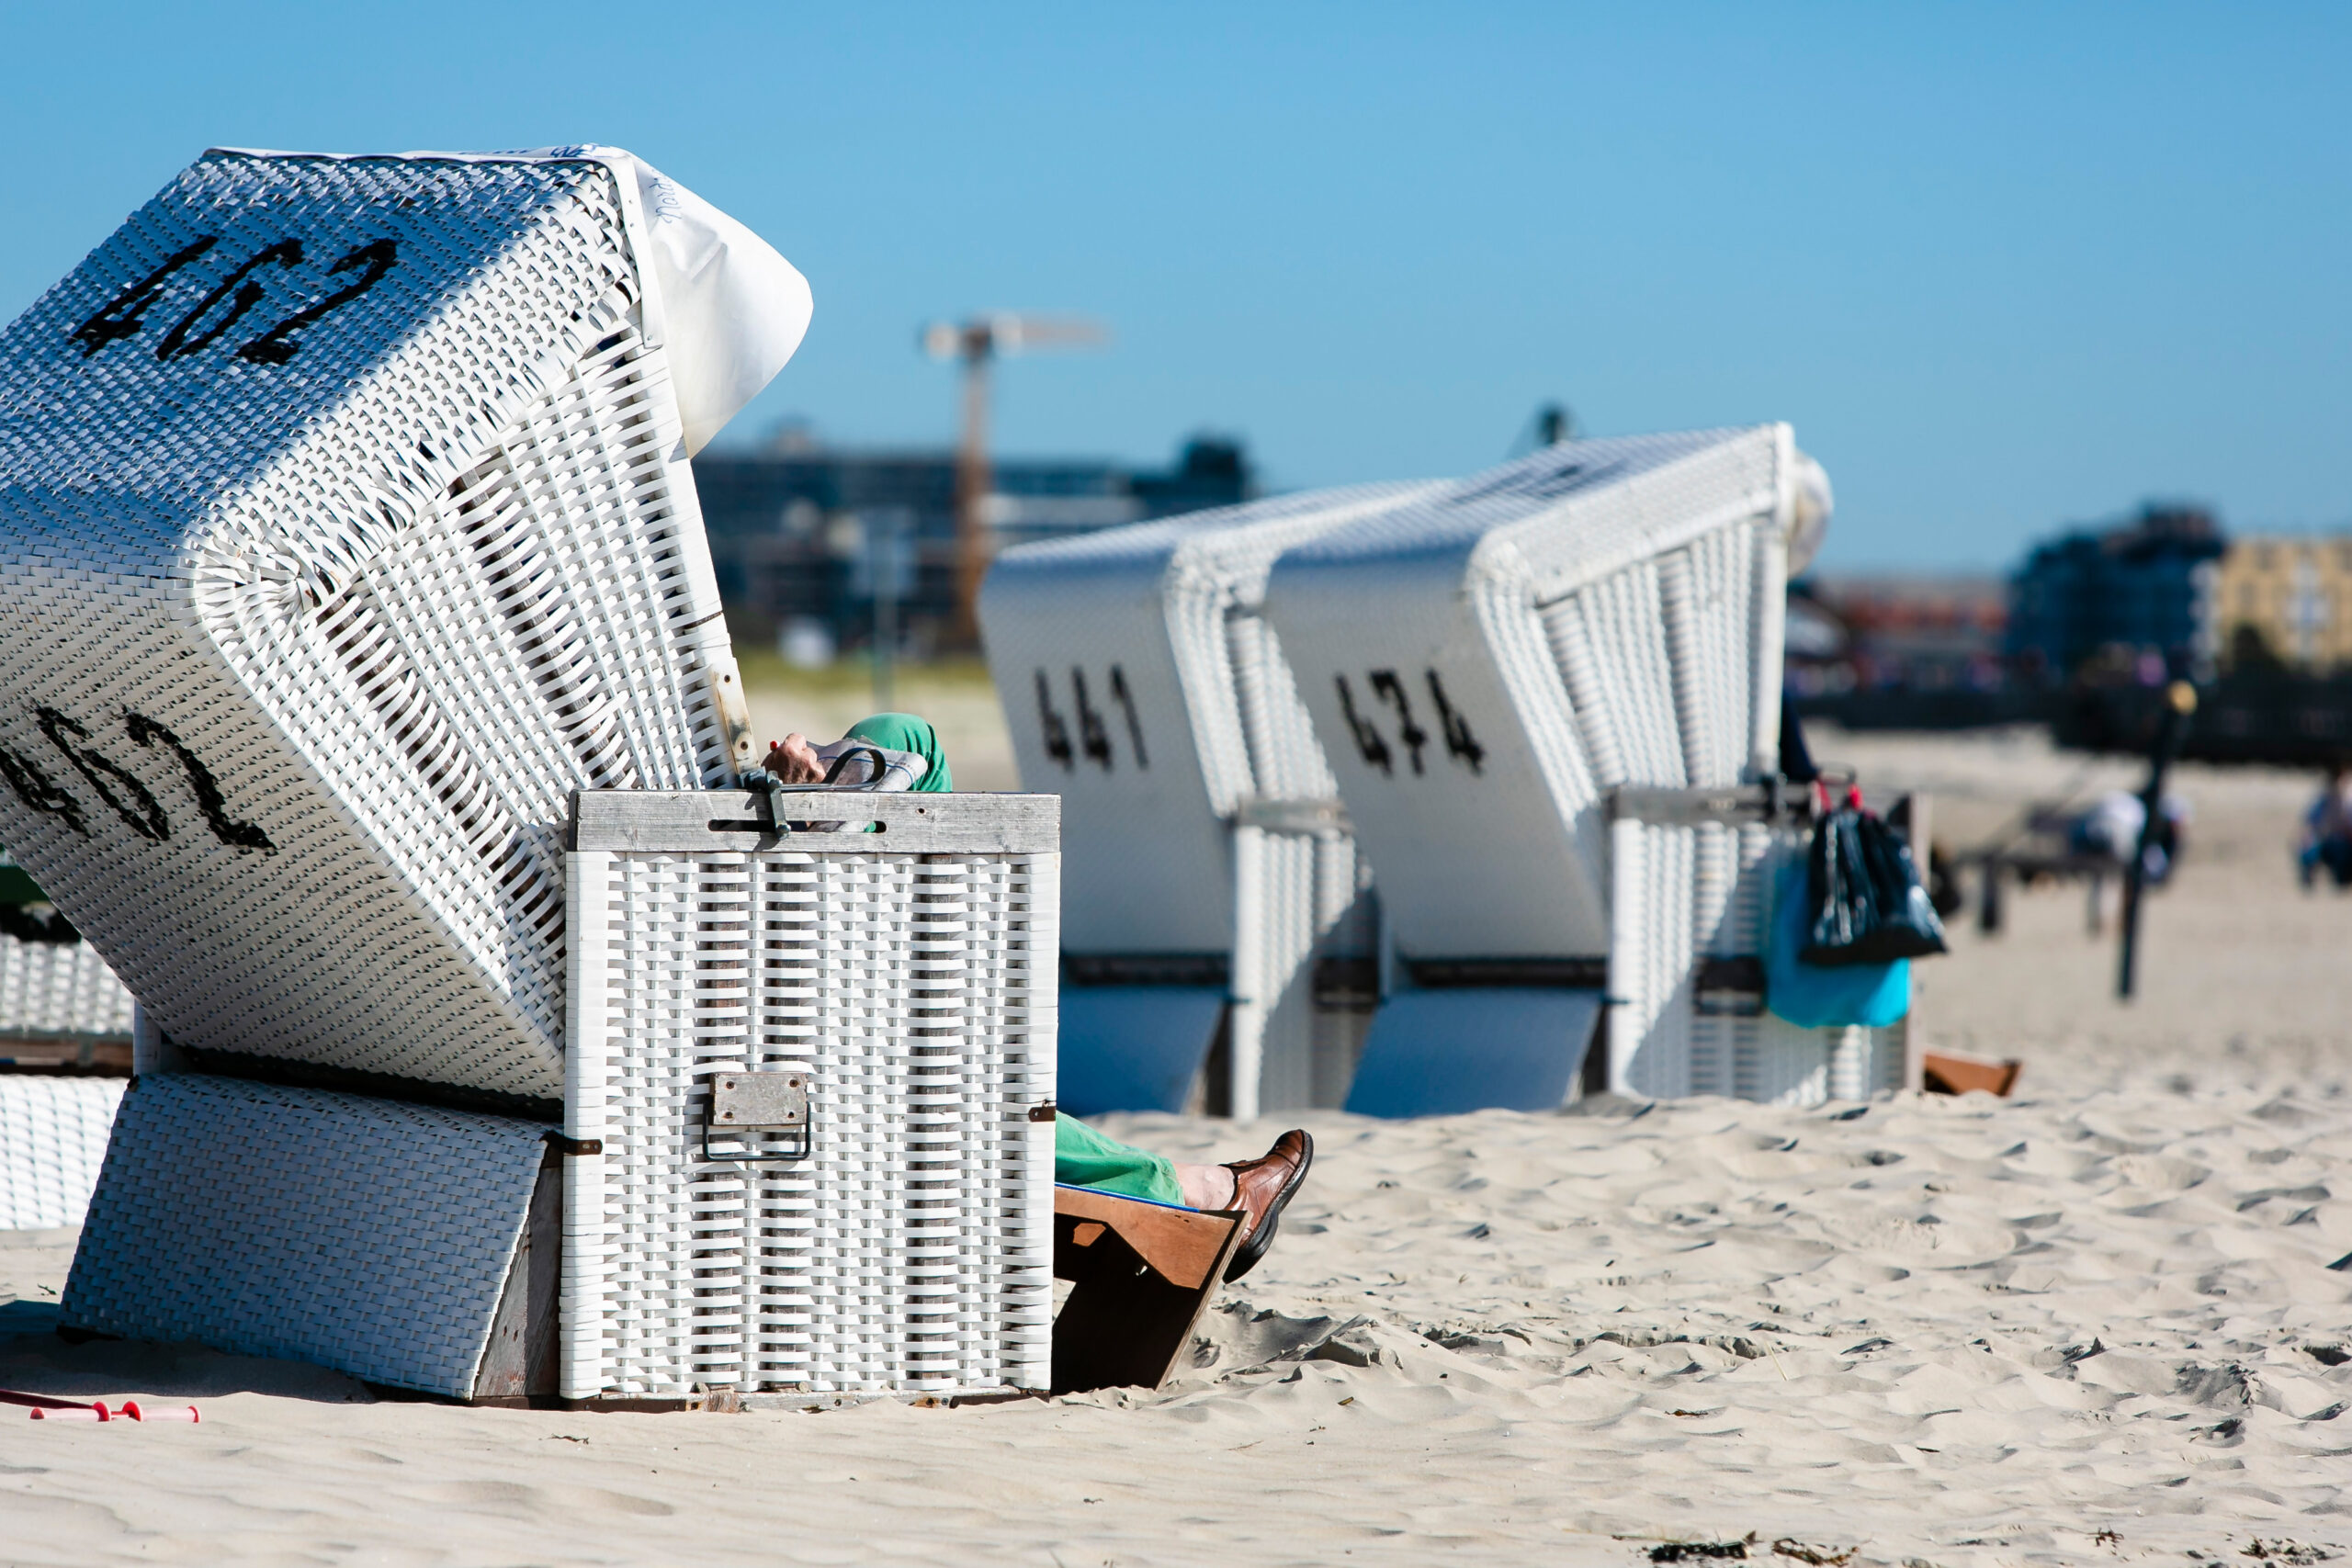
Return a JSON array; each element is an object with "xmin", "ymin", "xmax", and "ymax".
[{"xmin": 0, "ymin": 1296, "xmax": 376, "ymax": 1405}]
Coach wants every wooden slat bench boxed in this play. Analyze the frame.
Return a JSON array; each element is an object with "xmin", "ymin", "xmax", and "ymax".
[{"xmin": 1051, "ymin": 1186, "xmax": 1244, "ymax": 1394}]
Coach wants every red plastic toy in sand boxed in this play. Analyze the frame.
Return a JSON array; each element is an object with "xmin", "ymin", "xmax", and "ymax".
[
  {"xmin": 5, "ymin": 1389, "xmax": 201, "ymax": 1422},
  {"xmin": 118, "ymin": 1401, "xmax": 201, "ymax": 1422}
]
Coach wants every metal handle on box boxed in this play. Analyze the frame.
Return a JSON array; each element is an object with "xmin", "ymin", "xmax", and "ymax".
[{"xmin": 701, "ymin": 1071, "xmax": 813, "ymax": 1164}]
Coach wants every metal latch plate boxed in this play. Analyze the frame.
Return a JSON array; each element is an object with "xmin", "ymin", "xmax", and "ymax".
[{"xmin": 710, "ymin": 1072, "xmax": 808, "ymax": 1129}]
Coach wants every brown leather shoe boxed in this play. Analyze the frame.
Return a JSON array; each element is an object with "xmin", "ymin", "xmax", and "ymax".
[{"xmin": 1220, "ymin": 1129, "xmax": 1313, "ymax": 1282}]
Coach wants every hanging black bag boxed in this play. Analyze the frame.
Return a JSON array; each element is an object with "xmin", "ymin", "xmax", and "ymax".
[{"xmin": 1802, "ymin": 784, "xmax": 1951, "ymax": 967}]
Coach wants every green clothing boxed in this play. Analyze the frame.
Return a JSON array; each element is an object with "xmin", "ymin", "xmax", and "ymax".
[
  {"xmin": 844, "ymin": 714, "xmax": 952, "ymax": 792},
  {"xmin": 1054, "ymin": 1115, "xmax": 1185, "ymax": 1205}
]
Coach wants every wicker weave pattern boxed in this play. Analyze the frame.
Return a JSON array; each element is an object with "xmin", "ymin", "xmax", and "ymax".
[
  {"xmin": 1261, "ymin": 431, "xmax": 1823, "ymax": 1111},
  {"xmin": 0, "ymin": 152, "xmax": 749, "ymax": 1101},
  {"xmin": 1264, "ymin": 430, "xmax": 1792, "ymax": 964},
  {"xmin": 0, "ymin": 1077, "xmax": 123, "ymax": 1230},
  {"xmin": 60, "ymin": 1074, "xmax": 546, "ymax": 1395},
  {"xmin": 1233, "ymin": 823, "xmax": 1374, "ymax": 1110},
  {"xmin": 1609, "ymin": 816, "xmax": 1892, "ymax": 1106},
  {"xmin": 0, "ymin": 935, "xmax": 135, "ymax": 1040},
  {"xmin": 566, "ymin": 843, "xmax": 1055, "ymax": 1398}
]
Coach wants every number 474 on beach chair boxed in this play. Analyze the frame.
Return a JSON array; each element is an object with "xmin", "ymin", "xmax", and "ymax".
[{"xmin": 1051, "ymin": 1184, "xmax": 1245, "ymax": 1395}]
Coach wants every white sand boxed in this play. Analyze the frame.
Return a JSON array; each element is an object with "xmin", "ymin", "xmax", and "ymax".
[{"xmin": 6, "ymin": 729, "xmax": 2352, "ymax": 1566}]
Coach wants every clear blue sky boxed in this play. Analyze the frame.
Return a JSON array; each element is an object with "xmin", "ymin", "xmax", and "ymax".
[{"xmin": 5, "ymin": 3, "xmax": 2345, "ymax": 570}]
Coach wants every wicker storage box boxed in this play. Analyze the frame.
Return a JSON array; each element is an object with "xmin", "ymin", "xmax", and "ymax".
[
  {"xmin": 562, "ymin": 789, "xmax": 1058, "ymax": 1399},
  {"xmin": 1264, "ymin": 429, "xmax": 1889, "ymax": 1108},
  {"xmin": 980, "ymin": 485, "xmax": 1431, "ymax": 1117},
  {"xmin": 0, "ymin": 148, "xmax": 790, "ymax": 1104}
]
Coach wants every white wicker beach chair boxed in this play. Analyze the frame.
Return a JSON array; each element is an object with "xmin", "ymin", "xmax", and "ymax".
[
  {"xmin": 1264, "ymin": 428, "xmax": 1891, "ymax": 1110},
  {"xmin": 0, "ymin": 933, "xmax": 135, "ymax": 1047},
  {"xmin": 564, "ymin": 789, "xmax": 1058, "ymax": 1399},
  {"xmin": 979, "ymin": 483, "xmax": 1435, "ymax": 1119},
  {"xmin": 1609, "ymin": 786, "xmax": 1905, "ymax": 1105},
  {"xmin": 0, "ymin": 846, "xmax": 134, "ymax": 1233},
  {"xmin": 0, "ymin": 147, "xmax": 1083, "ymax": 1403},
  {"xmin": 0, "ymin": 848, "xmax": 136, "ymax": 1054},
  {"xmin": 0, "ymin": 146, "xmax": 809, "ymax": 1105},
  {"xmin": 0, "ymin": 1077, "xmax": 123, "ymax": 1230},
  {"xmin": 0, "ymin": 927, "xmax": 132, "ymax": 1231}
]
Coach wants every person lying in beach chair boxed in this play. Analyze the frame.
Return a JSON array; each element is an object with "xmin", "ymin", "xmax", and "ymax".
[{"xmin": 763, "ymin": 720, "xmax": 1317, "ymax": 1283}]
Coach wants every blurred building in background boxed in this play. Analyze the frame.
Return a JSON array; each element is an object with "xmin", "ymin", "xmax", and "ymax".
[
  {"xmin": 1785, "ymin": 502, "xmax": 2224, "ymax": 734},
  {"xmin": 695, "ymin": 430, "xmax": 1253, "ymax": 657},
  {"xmin": 1784, "ymin": 575, "xmax": 2019, "ymax": 728},
  {"xmin": 1996, "ymin": 506, "xmax": 2352, "ymax": 766},
  {"xmin": 2004, "ymin": 502, "xmax": 2225, "ymax": 685},
  {"xmin": 1781, "ymin": 502, "xmax": 2352, "ymax": 761},
  {"xmin": 1788, "ymin": 575, "xmax": 2008, "ymax": 694},
  {"xmin": 2211, "ymin": 535, "xmax": 2352, "ymax": 673}
]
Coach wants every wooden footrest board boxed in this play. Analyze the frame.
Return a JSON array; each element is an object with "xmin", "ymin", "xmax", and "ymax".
[{"xmin": 1051, "ymin": 1185, "xmax": 1242, "ymax": 1394}]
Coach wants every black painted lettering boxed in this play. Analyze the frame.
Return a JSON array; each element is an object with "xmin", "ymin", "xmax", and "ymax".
[
  {"xmin": 1035, "ymin": 670, "xmax": 1075, "ymax": 772},
  {"xmin": 37, "ymin": 708, "xmax": 167, "ymax": 841},
  {"xmin": 0, "ymin": 745, "xmax": 89, "ymax": 838},
  {"xmin": 238, "ymin": 238, "xmax": 396, "ymax": 366},
  {"xmin": 1424, "ymin": 670, "xmax": 1485, "ymax": 774},
  {"xmin": 1334, "ymin": 675, "xmax": 1393, "ymax": 778},
  {"xmin": 126, "ymin": 713, "xmax": 276, "ymax": 852},
  {"xmin": 1370, "ymin": 670, "xmax": 1428, "ymax": 776},
  {"xmin": 1071, "ymin": 668, "xmax": 1114, "ymax": 771},
  {"xmin": 1107, "ymin": 665, "xmax": 1148, "ymax": 770},
  {"xmin": 70, "ymin": 236, "xmax": 219, "ymax": 356},
  {"xmin": 157, "ymin": 240, "xmax": 304, "ymax": 362}
]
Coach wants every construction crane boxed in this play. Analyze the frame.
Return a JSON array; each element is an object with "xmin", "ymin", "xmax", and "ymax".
[{"xmin": 921, "ymin": 313, "xmax": 1108, "ymax": 645}]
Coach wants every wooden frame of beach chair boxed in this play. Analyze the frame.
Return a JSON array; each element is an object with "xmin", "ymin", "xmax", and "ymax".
[
  {"xmin": 1921, "ymin": 1050, "xmax": 2020, "ymax": 1098},
  {"xmin": 1050, "ymin": 1183, "xmax": 1244, "ymax": 1394},
  {"xmin": 980, "ymin": 484, "xmax": 1438, "ymax": 1121}
]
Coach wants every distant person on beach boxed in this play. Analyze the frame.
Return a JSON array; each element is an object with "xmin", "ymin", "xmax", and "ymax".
[
  {"xmin": 763, "ymin": 718, "xmax": 1316, "ymax": 1282},
  {"xmin": 2068, "ymin": 788, "xmax": 2189, "ymax": 932},
  {"xmin": 2298, "ymin": 765, "xmax": 2352, "ymax": 891},
  {"xmin": 2070, "ymin": 788, "xmax": 2189, "ymax": 886}
]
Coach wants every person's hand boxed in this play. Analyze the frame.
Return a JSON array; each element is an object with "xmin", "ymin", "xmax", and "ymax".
[{"xmin": 763, "ymin": 734, "xmax": 823, "ymax": 784}]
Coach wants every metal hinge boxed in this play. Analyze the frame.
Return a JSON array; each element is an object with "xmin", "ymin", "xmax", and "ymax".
[{"xmin": 702, "ymin": 1071, "xmax": 812, "ymax": 1163}]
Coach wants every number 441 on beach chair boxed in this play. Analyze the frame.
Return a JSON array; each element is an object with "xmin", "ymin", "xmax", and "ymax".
[{"xmin": 1052, "ymin": 1185, "xmax": 1245, "ymax": 1395}]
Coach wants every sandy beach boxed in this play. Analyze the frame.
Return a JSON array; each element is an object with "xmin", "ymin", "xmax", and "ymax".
[{"xmin": 6, "ymin": 726, "xmax": 2352, "ymax": 1567}]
